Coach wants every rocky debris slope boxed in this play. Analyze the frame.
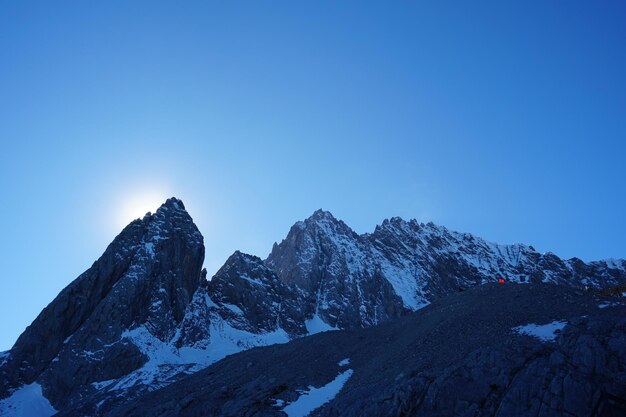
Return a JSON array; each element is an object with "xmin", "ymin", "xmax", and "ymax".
[{"xmin": 71, "ymin": 283, "xmax": 626, "ymax": 417}]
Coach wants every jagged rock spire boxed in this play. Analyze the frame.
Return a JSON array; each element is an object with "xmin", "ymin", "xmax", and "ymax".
[{"xmin": 1, "ymin": 197, "xmax": 205, "ymax": 409}]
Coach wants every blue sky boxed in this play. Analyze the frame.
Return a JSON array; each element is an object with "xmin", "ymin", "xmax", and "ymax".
[{"xmin": 1, "ymin": 1, "xmax": 625, "ymax": 350}]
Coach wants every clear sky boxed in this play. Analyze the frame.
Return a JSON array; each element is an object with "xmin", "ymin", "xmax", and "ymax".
[{"xmin": 1, "ymin": 1, "xmax": 625, "ymax": 350}]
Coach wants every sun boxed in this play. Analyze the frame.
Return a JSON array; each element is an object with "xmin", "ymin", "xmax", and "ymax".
[{"xmin": 116, "ymin": 189, "xmax": 170, "ymax": 229}]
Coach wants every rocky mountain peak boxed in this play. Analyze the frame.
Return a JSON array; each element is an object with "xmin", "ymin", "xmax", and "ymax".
[
  {"xmin": 147, "ymin": 197, "xmax": 200, "ymax": 235},
  {"xmin": 301, "ymin": 209, "xmax": 354, "ymax": 236},
  {"xmin": 266, "ymin": 209, "xmax": 361, "ymax": 292},
  {"xmin": 0, "ymin": 197, "xmax": 205, "ymax": 409},
  {"xmin": 212, "ymin": 250, "xmax": 266, "ymax": 282},
  {"xmin": 374, "ymin": 216, "xmax": 421, "ymax": 235},
  {"xmin": 163, "ymin": 196, "xmax": 185, "ymax": 209},
  {"xmin": 207, "ymin": 250, "xmax": 307, "ymax": 336},
  {"xmin": 308, "ymin": 208, "xmax": 337, "ymax": 221}
]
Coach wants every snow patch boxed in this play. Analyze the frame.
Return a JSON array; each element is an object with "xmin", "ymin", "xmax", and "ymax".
[
  {"xmin": 0, "ymin": 351, "xmax": 9, "ymax": 367},
  {"xmin": 0, "ymin": 383, "xmax": 57, "ymax": 417},
  {"xmin": 281, "ymin": 369, "xmax": 353, "ymax": 417},
  {"xmin": 599, "ymin": 301, "xmax": 622, "ymax": 309},
  {"xmin": 513, "ymin": 320, "xmax": 567, "ymax": 342},
  {"xmin": 305, "ymin": 314, "xmax": 338, "ymax": 335},
  {"xmin": 144, "ymin": 242, "xmax": 155, "ymax": 257},
  {"xmin": 239, "ymin": 274, "xmax": 268, "ymax": 287},
  {"xmin": 604, "ymin": 258, "xmax": 625, "ymax": 270},
  {"xmin": 223, "ymin": 303, "xmax": 244, "ymax": 315},
  {"xmin": 110, "ymin": 320, "xmax": 291, "ymax": 391},
  {"xmin": 338, "ymin": 358, "xmax": 350, "ymax": 366},
  {"xmin": 91, "ymin": 379, "xmax": 115, "ymax": 390},
  {"xmin": 375, "ymin": 255, "xmax": 424, "ymax": 310},
  {"xmin": 195, "ymin": 317, "xmax": 290, "ymax": 364}
]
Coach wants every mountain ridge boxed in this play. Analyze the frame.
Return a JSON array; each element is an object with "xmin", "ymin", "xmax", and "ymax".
[{"xmin": 1, "ymin": 197, "xmax": 624, "ymax": 416}]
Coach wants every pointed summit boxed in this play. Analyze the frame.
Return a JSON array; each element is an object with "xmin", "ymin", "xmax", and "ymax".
[
  {"xmin": 144, "ymin": 197, "xmax": 203, "ymax": 247},
  {"xmin": 160, "ymin": 196, "xmax": 186, "ymax": 212},
  {"xmin": 308, "ymin": 208, "xmax": 337, "ymax": 222},
  {"xmin": 300, "ymin": 209, "xmax": 356, "ymax": 237},
  {"xmin": 151, "ymin": 197, "xmax": 190, "ymax": 222},
  {"xmin": 1, "ymin": 196, "xmax": 205, "ymax": 409},
  {"xmin": 133, "ymin": 197, "xmax": 189, "ymax": 226}
]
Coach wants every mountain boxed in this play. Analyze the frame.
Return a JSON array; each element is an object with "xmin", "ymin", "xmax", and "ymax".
[
  {"xmin": 1, "ymin": 198, "xmax": 625, "ymax": 416},
  {"xmin": 0, "ymin": 198, "xmax": 205, "ymax": 413},
  {"xmin": 265, "ymin": 209, "xmax": 625, "ymax": 330}
]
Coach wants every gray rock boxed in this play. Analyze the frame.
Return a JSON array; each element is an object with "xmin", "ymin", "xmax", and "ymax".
[
  {"xmin": 0, "ymin": 197, "xmax": 205, "ymax": 410},
  {"xmin": 72, "ymin": 284, "xmax": 626, "ymax": 417}
]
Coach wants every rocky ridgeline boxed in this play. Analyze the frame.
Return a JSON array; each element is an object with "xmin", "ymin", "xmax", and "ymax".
[
  {"xmin": 265, "ymin": 209, "xmax": 626, "ymax": 330},
  {"xmin": 1, "ymin": 198, "xmax": 625, "ymax": 415}
]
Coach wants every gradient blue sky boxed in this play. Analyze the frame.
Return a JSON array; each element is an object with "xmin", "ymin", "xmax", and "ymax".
[{"xmin": 1, "ymin": 1, "xmax": 625, "ymax": 350}]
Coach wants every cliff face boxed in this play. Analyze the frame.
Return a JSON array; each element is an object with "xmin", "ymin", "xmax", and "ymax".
[
  {"xmin": 1, "ymin": 198, "xmax": 205, "ymax": 410},
  {"xmin": 266, "ymin": 210, "xmax": 626, "ymax": 331}
]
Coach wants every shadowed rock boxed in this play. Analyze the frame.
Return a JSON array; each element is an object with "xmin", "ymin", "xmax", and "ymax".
[
  {"xmin": 67, "ymin": 284, "xmax": 626, "ymax": 417},
  {"xmin": 0, "ymin": 197, "xmax": 205, "ymax": 410}
]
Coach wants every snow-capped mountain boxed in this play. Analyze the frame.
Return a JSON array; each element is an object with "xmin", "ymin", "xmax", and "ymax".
[
  {"xmin": 266, "ymin": 209, "xmax": 626, "ymax": 330},
  {"xmin": 1, "ymin": 198, "xmax": 625, "ymax": 416}
]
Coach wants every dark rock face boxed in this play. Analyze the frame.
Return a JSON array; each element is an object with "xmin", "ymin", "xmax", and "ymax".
[
  {"xmin": 1, "ymin": 202, "xmax": 625, "ymax": 416},
  {"xmin": 207, "ymin": 251, "xmax": 308, "ymax": 336},
  {"xmin": 266, "ymin": 210, "xmax": 409, "ymax": 331},
  {"xmin": 0, "ymin": 198, "xmax": 205, "ymax": 410},
  {"xmin": 75, "ymin": 284, "xmax": 626, "ymax": 417},
  {"xmin": 266, "ymin": 210, "xmax": 626, "ymax": 331},
  {"xmin": 1, "ymin": 217, "xmax": 147, "ymax": 391}
]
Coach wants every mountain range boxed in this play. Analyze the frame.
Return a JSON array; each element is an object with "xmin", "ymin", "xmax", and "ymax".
[{"xmin": 1, "ymin": 197, "xmax": 625, "ymax": 416}]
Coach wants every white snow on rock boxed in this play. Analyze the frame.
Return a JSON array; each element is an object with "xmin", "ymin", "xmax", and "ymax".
[
  {"xmin": 239, "ymin": 273, "xmax": 268, "ymax": 287},
  {"xmin": 513, "ymin": 320, "xmax": 567, "ymax": 342},
  {"xmin": 305, "ymin": 314, "xmax": 339, "ymax": 335},
  {"xmin": 198, "ymin": 318, "xmax": 290, "ymax": 363},
  {"xmin": 0, "ymin": 351, "xmax": 9, "ymax": 367},
  {"xmin": 338, "ymin": 358, "xmax": 350, "ymax": 366},
  {"xmin": 223, "ymin": 303, "xmax": 244, "ymax": 315},
  {"xmin": 599, "ymin": 301, "xmax": 623, "ymax": 309},
  {"xmin": 0, "ymin": 383, "xmax": 57, "ymax": 417},
  {"xmin": 376, "ymin": 257, "xmax": 422, "ymax": 309},
  {"xmin": 281, "ymin": 369, "xmax": 354, "ymax": 417},
  {"xmin": 109, "ymin": 320, "xmax": 291, "ymax": 391},
  {"xmin": 604, "ymin": 258, "xmax": 625, "ymax": 270}
]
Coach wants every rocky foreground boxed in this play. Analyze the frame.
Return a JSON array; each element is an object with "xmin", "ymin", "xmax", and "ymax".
[{"xmin": 63, "ymin": 283, "xmax": 626, "ymax": 417}]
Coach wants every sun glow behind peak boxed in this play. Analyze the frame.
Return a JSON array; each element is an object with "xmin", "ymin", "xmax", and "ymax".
[{"xmin": 116, "ymin": 188, "xmax": 170, "ymax": 229}]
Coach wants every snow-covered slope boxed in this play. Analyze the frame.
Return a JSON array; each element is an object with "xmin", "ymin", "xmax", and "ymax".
[
  {"xmin": 85, "ymin": 283, "xmax": 626, "ymax": 417},
  {"xmin": 0, "ymin": 383, "xmax": 56, "ymax": 417}
]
